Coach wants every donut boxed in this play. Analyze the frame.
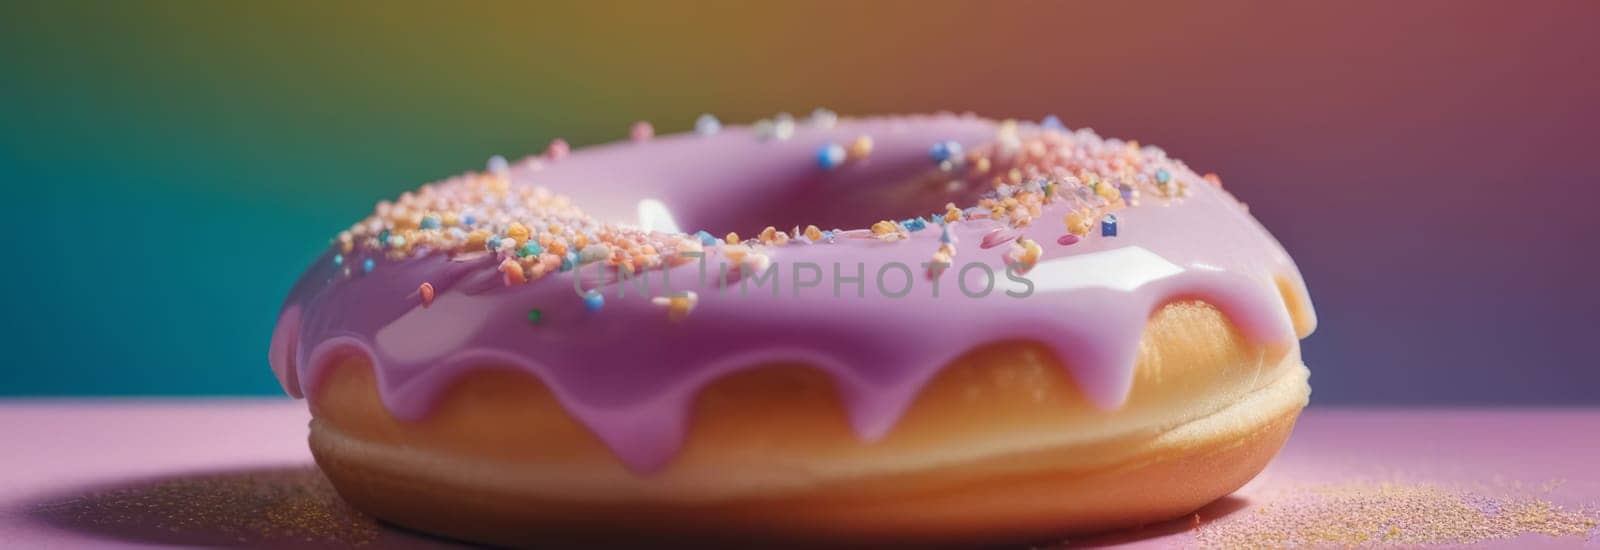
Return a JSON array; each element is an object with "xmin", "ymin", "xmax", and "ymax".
[{"xmin": 269, "ymin": 112, "xmax": 1316, "ymax": 546}]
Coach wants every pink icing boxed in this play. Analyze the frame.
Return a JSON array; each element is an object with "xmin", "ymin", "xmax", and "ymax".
[{"xmin": 269, "ymin": 114, "xmax": 1316, "ymax": 472}]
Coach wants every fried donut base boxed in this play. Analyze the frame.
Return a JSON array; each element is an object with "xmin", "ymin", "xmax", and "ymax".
[{"xmin": 306, "ymin": 301, "xmax": 1309, "ymax": 546}]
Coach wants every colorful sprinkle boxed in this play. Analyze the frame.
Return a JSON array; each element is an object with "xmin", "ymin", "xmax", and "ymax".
[
  {"xmin": 630, "ymin": 121, "xmax": 654, "ymax": 142},
  {"xmin": 871, "ymin": 220, "xmax": 901, "ymax": 238},
  {"xmin": 519, "ymin": 241, "xmax": 544, "ymax": 257},
  {"xmin": 810, "ymin": 108, "xmax": 838, "ymax": 128},
  {"xmin": 980, "ymin": 228, "xmax": 1019, "ymax": 249},
  {"xmin": 526, "ymin": 308, "xmax": 543, "ymax": 324},
  {"xmin": 772, "ymin": 113, "xmax": 796, "ymax": 140},
  {"xmin": 694, "ymin": 114, "xmax": 721, "ymax": 136},
  {"xmin": 651, "ymin": 291, "xmax": 698, "ymax": 322},
  {"xmin": 418, "ymin": 282, "xmax": 435, "ymax": 307},
  {"xmin": 546, "ymin": 138, "xmax": 570, "ymax": 160},
  {"xmin": 361, "ymin": 258, "xmax": 375, "ymax": 273},
  {"xmin": 332, "ymin": 254, "xmax": 344, "ymax": 266},
  {"xmin": 754, "ymin": 113, "xmax": 797, "ymax": 141},
  {"xmin": 943, "ymin": 203, "xmax": 964, "ymax": 223},
  {"xmin": 498, "ymin": 258, "xmax": 526, "ymax": 285},
  {"xmin": 1007, "ymin": 237, "xmax": 1043, "ymax": 273},
  {"xmin": 929, "ymin": 140, "xmax": 963, "ymax": 164},
  {"xmin": 1064, "ymin": 211, "xmax": 1093, "ymax": 236},
  {"xmin": 1057, "ymin": 234, "xmax": 1081, "ymax": 246},
  {"xmin": 758, "ymin": 226, "xmax": 789, "ymax": 245},
  {"xmin": 583, "ymin": 292, "xmax": 604, "ymax": 312},
  {"xmin": 486, "ymin": 155, "xmax": 509, "ymax": 174},
  {"xmin": 327, "ymin": 115, "xmax": 1210, "ymax": 296},
  {"xmin": 849, "ymin": 135, "xmax": 873, "ymax": 159},
  {"xmin": 1041, "ymin": 114, "xmax": 1066, "ymax": 131},
  {"xmin": 578, "ymin": 244, "xmax": 610, "ymax": 264},
  {"xmin": 816, "ymin": 143, "xmax": 847, "ymax": 170},
  {"xmin": 804, "ymin": 225, "xmax": 824, "ymax": 242}
]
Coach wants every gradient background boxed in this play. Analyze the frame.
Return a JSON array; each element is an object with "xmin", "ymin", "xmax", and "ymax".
[{"xmin": 2, "ymin": 2, "xmax": 1596, "ymax": 404}]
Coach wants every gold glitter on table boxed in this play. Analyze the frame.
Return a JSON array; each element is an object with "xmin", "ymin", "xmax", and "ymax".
[
  {"xmin": 30, "ymin": 467, "xmax": 381, "ymax": 547},
  {"xmin": 1196, "ymin": 480, "xmax": 1599, "ymax": 548}
]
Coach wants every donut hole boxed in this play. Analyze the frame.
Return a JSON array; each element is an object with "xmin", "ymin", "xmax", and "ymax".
[{"xmin": 679, "ymin": 158, "xmax": 986, "ymax": 237}]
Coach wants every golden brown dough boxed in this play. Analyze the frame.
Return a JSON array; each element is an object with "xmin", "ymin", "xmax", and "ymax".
[{"xmin": 307, "ymin": 301, "xmax": 1309, "ymax": 546}]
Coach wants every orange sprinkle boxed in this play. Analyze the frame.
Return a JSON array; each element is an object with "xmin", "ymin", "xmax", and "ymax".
[
  {"xmin": 418, "ymin": 282, "xmax": 435, "ymax": 307},
  {"xmin": 498, "ymin": 258, "xmax": 526, "ymax": 285},
  {"xmin": 848, "ymin": 135, "xmax": 873, "ymax": 159}
]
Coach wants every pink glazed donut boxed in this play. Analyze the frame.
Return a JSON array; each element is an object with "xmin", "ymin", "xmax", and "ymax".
[{"xmin": 270, "ymin": 112, "xmax": 1316, "ymax": 546}]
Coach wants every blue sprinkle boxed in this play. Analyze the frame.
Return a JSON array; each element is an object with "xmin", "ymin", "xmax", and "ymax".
[
  {"xmin": 583, "ymin": 291, "xmax": 605, "ymax": 312},
  {"xmin": 1119, "ymin": 184, "xmax": 1135, "ymax": 204},
  {"xmin": 817, "ymin": 143, "xmax": 847, "ymax": 170},
  {"xmin": 420, "ymin": 216, "xmax": 441, "ymax": 230},
  {"xmin": 1101, "ymin": 214, "xmax": 1119, "ymax": 237},
  {"xmin": 487, "ymin": 155, "xmax": 509, "ymax": 174},
  {"xmin": 821, "ymin": 230, "xmax": 835, "ymax": 242},
  {"xmin": 929, "ymin": 140, "xmax": 963, "ymax": 163},
  {"xmin": 519, "ymin": 241, "xmax": 544, "ymax": 257},
  {"xmin": 939, "ymin": 225, "xmax": 955, "ymax": 244},
  {"xmin": 901, "ymin": 218, "xmax": 928, "ymax": 232},
  {"xmin": 462, "ymin": 214, "xmax": 476, "ymax": 226},
  {"xmin": 1155, "ymin": 168, "xmax": 1172, "ymax": 184},
  {"xmin": 486, "ymin": 236, "xmax": 502, "ymax": 252},
  {"xmin": 560, "ymin": 251, "xmax": 578, "ymax": 272},
  {"xmin": 378, "ymin": 229, "xmax": 391, "ymax": 246},
  {"xmin": 694, "ymin": 230, "xmax": 718, "ymax": 246},
  {"xmin": 362, "ymin": 258, "xmax": 376, "ymax": 273},
  {"xmin": 333, "ymin": 254, "xmax": 344, "ymax": 266},
  {"xmin": 1041, "ymin": 114, "xmax": 1066, "ymax": 131},
  {"xmin": 695, "ymin": 113, "xmax": 721, "ymax": 136}
]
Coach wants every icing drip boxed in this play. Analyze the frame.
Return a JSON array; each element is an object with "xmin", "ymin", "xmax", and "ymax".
[{"xmin": 270, "ymin": 114, "xmax": 1315, "ymax": 472}]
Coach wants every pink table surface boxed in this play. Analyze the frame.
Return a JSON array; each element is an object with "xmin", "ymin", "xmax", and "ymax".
[{"xmin": 1, "ymin": 402, "xmax": 1597, "ymax": 548}]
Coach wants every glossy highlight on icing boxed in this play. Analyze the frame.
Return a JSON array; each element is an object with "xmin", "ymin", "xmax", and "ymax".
[{"xmin": 270, "ymin": 114, "xmax": 1316, "ymax": 472}]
